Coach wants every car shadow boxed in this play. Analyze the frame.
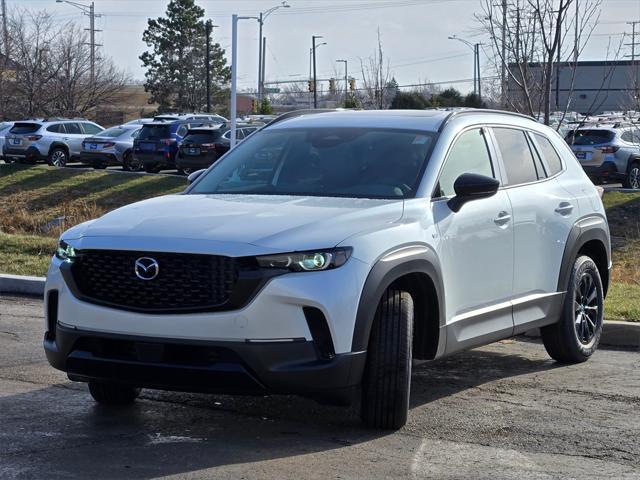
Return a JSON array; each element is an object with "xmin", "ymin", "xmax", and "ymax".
[{"xmin": 0, "ymin": 342, "xmax": 561, "ymax": 478}]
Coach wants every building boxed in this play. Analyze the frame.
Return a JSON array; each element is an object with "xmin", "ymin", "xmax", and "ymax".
[{"xmin": 507, "ymin": 60, "xmax": 640, "ymax": 115}]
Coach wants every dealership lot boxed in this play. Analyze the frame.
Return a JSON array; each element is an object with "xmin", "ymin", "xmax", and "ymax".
[{"xmin": 1, "ymin": 294, "xmax": 638, "ymax": 479}]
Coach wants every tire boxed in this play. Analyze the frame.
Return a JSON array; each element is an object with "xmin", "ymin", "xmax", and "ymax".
[
  {"xmin": 88, "ymin": 381, "xmax": 141, "ymax": 405},
  {"xmin": 48, "ymin": 147, "xmax": 68, "ymax": 167},
  {"xmin": 122, "ymin": 151, "xmax": 142, "ymax": 172},
  {"xmin": 623, "ymin": 161, "xmax": 640, "ymax": 190},
  {"xmin": 541, "ymin": 255, "xmax": 604, "ymax": 363},
  {"xmin": 361, "ymin": 288, "xmax": 414, "ymax": 430}
]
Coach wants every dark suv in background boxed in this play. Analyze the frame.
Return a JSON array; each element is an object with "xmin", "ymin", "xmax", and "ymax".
[
  {"xmin": 133, "ymin": 120, "xmax": 220, "ymax": 173},
  {"xmin": 565, "ymin": 125, "xmax": 640, "ymax": 189},
  {"xmin": 175, "ymin": 124, "xmax": 258, "ymax": 174}
]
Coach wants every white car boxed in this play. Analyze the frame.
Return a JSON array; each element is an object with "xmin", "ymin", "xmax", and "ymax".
[{"xmin": 44, "ymin": 109, "xmax": 611, "ymax": 429}]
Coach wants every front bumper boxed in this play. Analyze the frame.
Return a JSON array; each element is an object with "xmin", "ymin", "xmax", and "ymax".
[{"xmin": 44, "ymin": 325, "xmax": 365, "ymax": 401}]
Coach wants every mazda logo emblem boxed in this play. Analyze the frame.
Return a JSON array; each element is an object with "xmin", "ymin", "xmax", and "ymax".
[{"xmin": 134, "ymin": 257, "xmax": 159, "ymax": 280}]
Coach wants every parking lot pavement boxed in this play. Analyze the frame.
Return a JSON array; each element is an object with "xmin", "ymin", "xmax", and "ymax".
[{"xmin": 1, "ymin": 295, "xmax": 639, "ymax": 480}]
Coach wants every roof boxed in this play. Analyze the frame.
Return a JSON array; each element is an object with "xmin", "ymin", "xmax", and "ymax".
[{"xmin": 267, "ymin": 109, "xmax": 535, "ymax": 132}]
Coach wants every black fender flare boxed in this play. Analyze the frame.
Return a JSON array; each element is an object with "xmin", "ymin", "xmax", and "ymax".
[
  {"xmin": 557, "ymin": 215, "xmax": 611, "ymax": 295},
  {"xmin": 48, "ymin": 142, "xmax": 70, "ymax": 157},
  {"xmin": 351, "ymin": 244, "xmax": 445, "ymax": 355}
]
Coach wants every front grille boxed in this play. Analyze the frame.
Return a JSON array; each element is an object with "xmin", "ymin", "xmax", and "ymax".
[{"xmin": 70, "ymin": 250, "xmax": 239, "ymax": 312}]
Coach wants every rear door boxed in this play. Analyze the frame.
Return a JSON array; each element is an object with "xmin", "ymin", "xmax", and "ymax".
[
  {"xmin": 491, "ymin": 127, "xmax": 577, "ymax": 333},
  {"xmin": 63, "ymin": 122, "xmax": 86, "ymax": 156}
]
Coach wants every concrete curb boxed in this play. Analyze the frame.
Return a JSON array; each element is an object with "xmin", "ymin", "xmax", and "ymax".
[
  {"xmin": 0, "ymin": 274, "xmax": 45, "ymax": 296},
  {"xmin": 1, "ymin": 273, "xmax": 638, "ymax": 349}
]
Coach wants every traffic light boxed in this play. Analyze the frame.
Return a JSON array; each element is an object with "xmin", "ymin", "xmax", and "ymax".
[
  {"xmin": 349, "ymin": 78, "xmax": 356, "ymax": 92},
  {"xmin": 329, "ymin": 78, "xmax": 336, "ymax": 94},
  {"xmin": 308, "ymin": 80, "xmax": 315, "ymax": 92}
]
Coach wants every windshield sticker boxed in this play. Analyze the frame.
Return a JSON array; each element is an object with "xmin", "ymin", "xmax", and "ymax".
[{"xmin": 412, "ymin": 135, "xmax": 429, "ymax": 145}]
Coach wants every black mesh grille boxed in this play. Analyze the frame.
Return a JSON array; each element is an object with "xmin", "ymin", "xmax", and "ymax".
[{"xmin": 70, "ymin": 250, "xmax": 239, "ymax": 312}]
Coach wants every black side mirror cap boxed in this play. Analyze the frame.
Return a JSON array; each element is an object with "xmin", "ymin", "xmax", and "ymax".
[
  {"xmin": 447, "ymin": 173, "xmax": 500, "ymax": 213},
  {"xmin": 187, "ymin": 169, "xmax": 206, "ymax": 184}
]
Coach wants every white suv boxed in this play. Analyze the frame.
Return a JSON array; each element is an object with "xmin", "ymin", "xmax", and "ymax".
[
  {"xmin": 3, "ymin": 119, "xmax": 104, "ymax": 166},
  {"xmin": 44, "ymin": 110, "xmax": 611, "ymax": 429}
]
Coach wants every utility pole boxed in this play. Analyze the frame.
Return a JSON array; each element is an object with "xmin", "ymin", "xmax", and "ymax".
[
  {"xmin": 475, "ymin": 44, "xmax": 482, "ymax": 101},
  {"xmin": 336, "ymin": 59, "xmax": 348, "ymax": 103},
  {"xmin": 56, "ymin": 1, "xmax": 101, "ymax": 85},
  {"xmin": 574, "ymin": 0, "xmax": 579, "ymax": 63},
  {"xmin": 261, "ymin": 36, "xmax": 266, "ymax": 102},
  {"xmin": 256, "ymin": 3, "xmax": 290, "ymax": 103},
  {"xmin": 231, "ymin": 13, "xmax": 258, "ymax": 148},
  {"xmin": 205, "ymin": 20, "xmax": 211, "ymax": 113},
  {"xmin": 1, "ymin": 0, "xmax": 7, "ymax": 57},
  {"xmin": 312, "ymin": 35, "xmax": 322, "ymax": 108},
  {"xmin": 626, "ymin": 21, "xmax": 640, "ymax": 106},
  {"xmin": 501, "ymin": 0, "xmax": 507, "ymax": 108}
]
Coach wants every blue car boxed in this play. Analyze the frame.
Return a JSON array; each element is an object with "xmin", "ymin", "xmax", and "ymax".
[{"xmin": 133, "ymin": 120, "xmax": 220, "ymax": 173}]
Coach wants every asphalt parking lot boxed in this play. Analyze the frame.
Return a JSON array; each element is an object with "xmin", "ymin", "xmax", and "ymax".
[{"xmin": 1, "ymin": 294, "xmax": 639, "ymax": 479}]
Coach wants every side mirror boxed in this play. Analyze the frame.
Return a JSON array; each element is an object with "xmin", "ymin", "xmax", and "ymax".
[
  {"xmin": 187, "ymin": 169, "xmax": 206, "ymax": 184},
  {"xmin": 447, "ymin": 173, "xmax": 499, "ymax": 213}
]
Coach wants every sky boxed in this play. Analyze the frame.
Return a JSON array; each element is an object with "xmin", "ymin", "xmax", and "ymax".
[{"xmin": 16, "ymin": 0, "xmax": 640, "ymax": 94}]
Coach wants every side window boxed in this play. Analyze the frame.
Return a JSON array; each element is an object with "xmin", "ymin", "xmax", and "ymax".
[
  {"xmin": 632, "ymin": 129, "xmax": 640, "ymax": 144},
  {"xmin": 436, "ymin": 128, "xmax": 494, "ymax": 198},
  {"xmin": 82, "ymin": 123, "xmax": 102, "ymax": 134},
  {"xmin": 47, "ymin": 124, "xmax": 64, "ymax": 133},
  {"xmin": 236, "ymin": 129, "xmax": 245, "ymax": 140},
  {"xmin": 621, "ymin": 130, "xmax": 633, "ymax": 143},
  {"xmin": 65, "ymin": 123, "xmax": 82, "ymax": 134},
  {"xmin": 493, "ymin": 128, "xmax": 540, "ymax": 185},
  {"xmin": 533, "ymin": 133, "xmax": 563, "ymax": 176},
  {"xmin": 222, "ymin": 131, "xmax": 231, "ymax": 140}
]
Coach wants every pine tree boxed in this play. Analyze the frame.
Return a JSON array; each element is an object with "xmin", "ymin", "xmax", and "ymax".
[{"xmin": 140, "ymin": 0, "xmax": 230, "ymax": 112}]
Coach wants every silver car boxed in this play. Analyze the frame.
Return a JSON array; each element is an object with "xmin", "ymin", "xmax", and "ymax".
[
  {"xmin": 78, "ymin": 124, "xmax": 142, "ymax": 171},
  {"xmin": 0, "ymin": 122, "xmax": 14, "ymax": 162},
  {"xmin": 565, "ymin": 125, "xmax": 640, "ymax": 189},
  {"xmin": 3, "ymin": 119, "xmax": 104, "ymax": 166}
]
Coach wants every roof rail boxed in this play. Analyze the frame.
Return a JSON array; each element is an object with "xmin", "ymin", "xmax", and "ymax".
[{"xmin": 264, "ymin": 108, "xmax": 347, "ymax": 128}]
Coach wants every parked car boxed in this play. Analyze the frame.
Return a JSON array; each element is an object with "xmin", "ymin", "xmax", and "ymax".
[
  {"xmin": 0, "ymin": 121, "xmax": 15, "ymax": 162},
  {"xmin": 175, "ymin": 124, "xmax": 259, "ymax": 174},
  {"xmin": 78, "ymin": 124, "xmax": 142, "ymax": 171},
  {"xmin": 44, "ymin": 109, "xmax": 610, "ymax": 430},
  {"xmin": 3, "ymin": 119, "xmax": 104, "ymax": 166},
  {"xmin": 132, "ymin": 120, "xmax": 220, "ymax": 173},
  {"xmin": 565, "ymin": 125, "xmax": 640, "ymax": 189},
  {"xmin": 153, "ymin": 113, "xmax": 227, "ymax": 124},
  {"xmin": 123, "ymin": 118, "xmax": 153, "ymax": 126}
]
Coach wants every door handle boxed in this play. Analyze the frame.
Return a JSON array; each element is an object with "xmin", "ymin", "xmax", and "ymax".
[
  {"xmin": 555, "ymin": 202, "xmax": 574, "ymax": 216},
  {"xmin": 494, "ymin": 211, "xmax": 511, "ymax": 226}
]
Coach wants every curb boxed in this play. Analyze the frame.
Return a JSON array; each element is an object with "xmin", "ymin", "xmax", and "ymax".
[
  {"xmin": 0, "ymin": 274, "xmax": 45, "ymax": 296},
  {"xmin": 524, "ymin": 321, "xmax": 640, "ymax": 349},
  {"xmin": 1, "ymin": 273, "xmax": 638, "ymax": 349}
]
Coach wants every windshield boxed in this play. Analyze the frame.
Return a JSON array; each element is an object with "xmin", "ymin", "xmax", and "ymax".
[
  {"xmin": 565, "ymin": 129, "xmax": 615, "ymax": 146},
  {"xmin": 189, "ymin": 127, "xmax": 435, "ymax": 199}
]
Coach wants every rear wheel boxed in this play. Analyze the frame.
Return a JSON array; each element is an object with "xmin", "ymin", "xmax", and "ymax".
[
  {"xmin": 122, "ymin": 151, "xmax": 142, "ymax": 172},
  {"xmin": 624, "ymin": 161, "xmax": 640, "ymax": 190},
  {"xmin": 48, "ymin": 148, "xmax": 68, "ymax": 167},
  {"xmin": 541, "ymin": 255, "xmax": 604, "ymax": 363},
  {"xmin": 88, "ymin": 381, "xmax": 140, "ymax": 405},
  {"xmin": 361, "ymin": 288, "xmax": 414, "ymax": 430}
]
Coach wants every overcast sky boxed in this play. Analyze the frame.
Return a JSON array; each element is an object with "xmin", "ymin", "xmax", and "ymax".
[{"xmin": 19, "ymin": 0, "xmax": 640, "ymax": 94}]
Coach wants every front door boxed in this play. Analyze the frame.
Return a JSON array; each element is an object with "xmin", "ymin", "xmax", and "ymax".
[{"xmin": 431, "ymin": 127, "xmax": 514, "ymax": 353}]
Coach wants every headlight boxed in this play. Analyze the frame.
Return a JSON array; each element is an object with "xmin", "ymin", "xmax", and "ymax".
[
  {"xmin": 55, "ymin": 240, "xmax": 77, "ymax": 262},
  {"xmin": 256, "ymin": 248, "xmax": 351, "ymax": 272}
]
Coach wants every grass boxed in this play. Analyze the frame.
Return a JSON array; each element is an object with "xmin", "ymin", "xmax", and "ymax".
[{"xmin": 0, "ymin": 163, "xmax": 638, "ymax": 321}]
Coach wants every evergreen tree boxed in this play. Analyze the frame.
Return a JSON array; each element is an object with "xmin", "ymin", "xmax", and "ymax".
[
  {"xmin": 390, "ymin": 91, "xmax": 428, "ymax": 109},
  {"xmin": 140, "ymin": 0, "xmax": 230, "ymax": 112},
  {"xmin": 258, "ymin": 97, "xmax": 273, "ymax": 115}
]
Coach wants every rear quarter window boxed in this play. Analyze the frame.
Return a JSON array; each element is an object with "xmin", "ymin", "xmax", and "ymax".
[
  {"xmin": 46, "ymin": 124, "xmax": 65, "ymax": 133},
  {"xmin": 533, "ymin": 133, "xmax": 563, "ymax": 176}
]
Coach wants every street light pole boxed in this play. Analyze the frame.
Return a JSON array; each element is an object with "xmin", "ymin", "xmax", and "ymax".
[
  {"xmin": 312, "ymin": 35, "xmax": 323, "ymax": 108},
  {"xmin": 257, "ymin": 2, "xmax": 290, "ymax": 102},
  {"xmin": 448, "ymin": 35, "xmax": 484, "ymax": 102},
  {"xmin": 231, "ymin": 14, "xmax": 259, "ymax": 148},
  {"xmin": 336, "ymin": 59, "xmax": 348, "ymax": 104}
]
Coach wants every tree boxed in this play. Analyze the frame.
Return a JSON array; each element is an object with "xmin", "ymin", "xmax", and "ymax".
[
  {"xmin": 430, "ymin": 88, "xmax": 464, "ymax": 107},
  {"xmin": 390, "ymin": 91, "xmax": 428, "ymax": 109},
  {"xmin": 478, "ymin": 0, "xmax": 601, "ymax": 124},
  {"xmin": 258, "ymin": 97, "xmax": 273, "ymax": 115},
  {"xmin": 140, "ymin": 0, "xmax": 230, "ymax": 112},
  {"xmin": 463, "ymin": 92, "xmax": 485, "ymax": 108},
  {"xmin": 359, "ymin": 28, "xmax": 393, "ymax": 109}
]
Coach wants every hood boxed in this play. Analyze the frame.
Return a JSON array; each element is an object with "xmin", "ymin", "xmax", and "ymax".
[{"xmin": 68, "ymin": 194, "xmax": 404, "ymax": 254}]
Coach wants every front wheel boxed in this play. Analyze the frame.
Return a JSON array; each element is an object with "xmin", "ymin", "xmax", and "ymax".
[
  {"xmin": 541, "ymin": 255, "xmax": 604, "ymax": 363},
  {"xmin": 361, "ymin": 288, "xmax": 414, "ymax": 430},
  {"xmin": 624, "ymin": 161, "xmax": 640, "ymax": 190},
  {"xmin": 88, "ymin": 381, "xmax": 140, "ymax": 405}
]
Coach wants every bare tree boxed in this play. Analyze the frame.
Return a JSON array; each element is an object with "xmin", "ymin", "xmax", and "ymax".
[
  {"xmin": 359, "ymin": 28, "xmax": 394, "ymax": 109},
  {"xmin": 478, "ymin": 0, "xmax": 601, "ymax": 124}
]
